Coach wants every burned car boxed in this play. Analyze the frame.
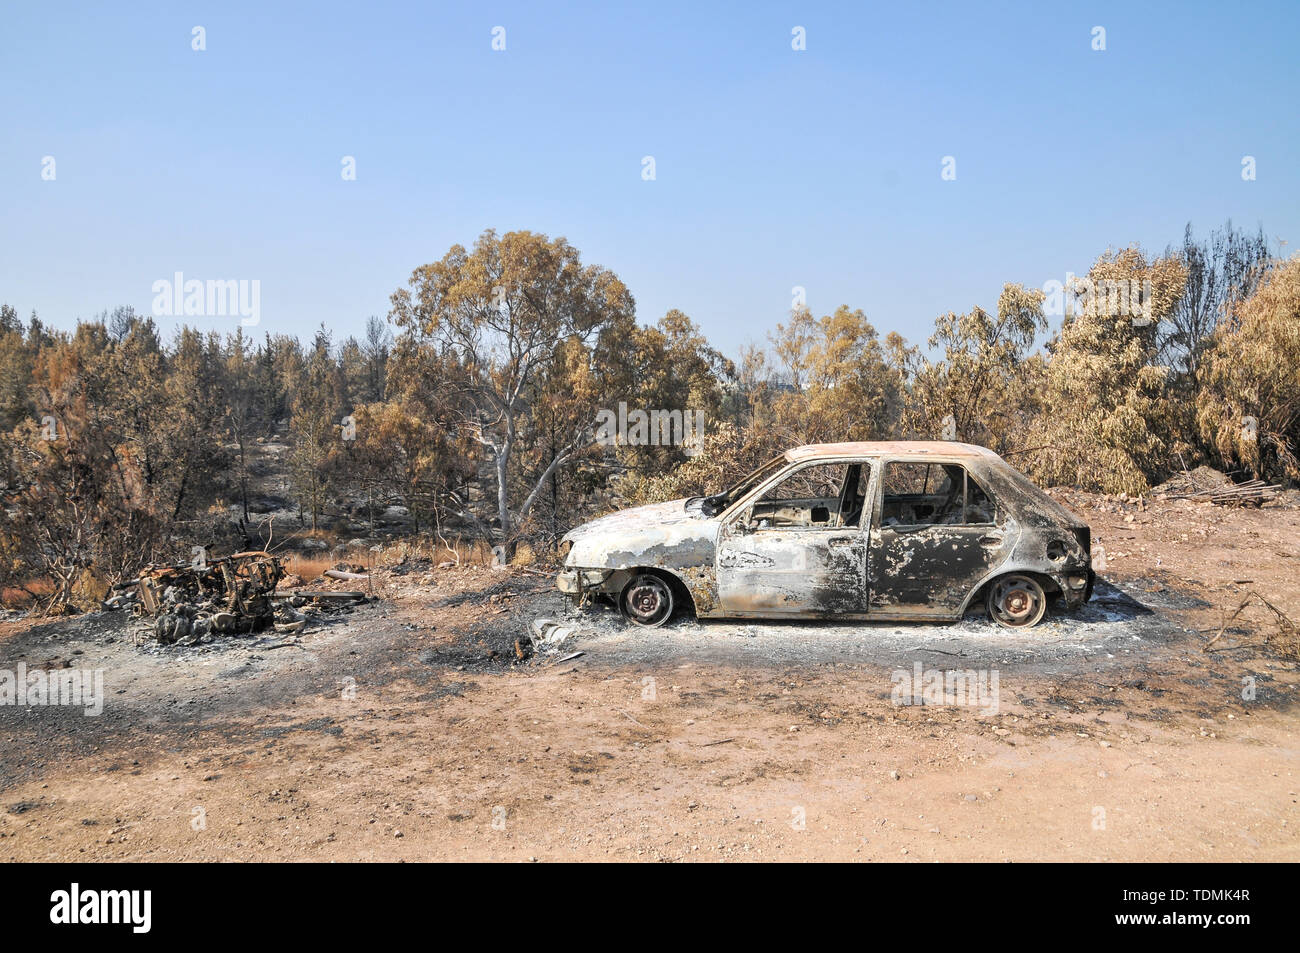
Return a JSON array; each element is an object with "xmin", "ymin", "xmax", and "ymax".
[
  {"xmin": 111, "ymin": 550, "xmax": 285, "ymax": 642},
  {"xmin": 557, "ymin": 441, "xmax": 1093, "ymax": 628}
]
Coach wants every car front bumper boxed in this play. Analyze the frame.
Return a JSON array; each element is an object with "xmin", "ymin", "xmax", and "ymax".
[{"xmin": 556, "ymin": 568, "xmax": 629, "ymax": 596}]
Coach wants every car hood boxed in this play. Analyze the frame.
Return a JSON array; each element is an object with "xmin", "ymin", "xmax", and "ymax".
[{"xmin": 562, "ymin": 498, "xmax": 719, "ymax": 569}]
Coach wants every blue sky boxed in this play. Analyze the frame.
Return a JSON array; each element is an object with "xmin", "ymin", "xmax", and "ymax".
[{"xmin": 1, "ymin": 0, "xmax": 1296, "ymax": 356}]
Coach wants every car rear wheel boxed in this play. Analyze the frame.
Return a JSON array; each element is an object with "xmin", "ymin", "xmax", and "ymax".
[
  {"xmin": 986, "ymin": 573, "xmax": 1048, "ymax": 628},
  {"xmin": 621, "ymin": 573, "xmax": 674, "ymax": 627}
]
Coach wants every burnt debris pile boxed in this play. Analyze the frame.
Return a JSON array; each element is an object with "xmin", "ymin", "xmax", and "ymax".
[
  {"xmin": 105, "ymin": 552, "xmax": 373, "ymax": 646},
  {"xmin": 107, "ymin": 551, "xmax": 284, "ymax": 644}
]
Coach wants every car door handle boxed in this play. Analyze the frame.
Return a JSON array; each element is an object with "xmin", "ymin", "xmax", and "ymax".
[
  {"xmin": 978, "ymin": 533, "xmax": 1004, "ymax": 546},
  {"xmin": 827, "ymin": 536, "xmax": 857, "ymax": 547}
]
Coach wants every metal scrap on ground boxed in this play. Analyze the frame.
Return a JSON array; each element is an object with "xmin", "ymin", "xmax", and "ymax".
[{"xmin": 106, "ymin": 552, "xmax": 370, "ymax": 646}]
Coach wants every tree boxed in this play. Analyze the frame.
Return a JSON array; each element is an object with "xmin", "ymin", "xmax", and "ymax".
[
  {"xmin": 382, "ymin": 332, "xmax": 479, "ymax": 532},
  {"xmin": 347, "ymin": 398, "xmax": 457, "ymax": 533},
  {"xmin": 1164, "ymin": 221, "xmax": 1272, "ymax": 384},
  {"xmin": 0, "ymin": 304, "xmax": 35, "ymax": 432},
  {"xmin": 621, "ymin": 421, "xmax": 785, "ymax": 507},
  {"xmin": 1, "ymin": 326, "xmax": 168, "ymax": 610},
  {"xmin": 361, "ymin": 315, "xmax": 392, "ymax": 403},
  {"xmin": 288, "ymin": 328, "xmax": 344, "ymax": 531},
  {"xmin": 895, "ymin": 284, "xmax": 1045, "ymax": 451},
  {"xmin": 1023, "ymin": 248, "xmax": 1188, "ymax": 492},
  {"xmin": 733, "ymin": 341, "xmax": 775, "ymax": 430},
  {"xmin": 224, "ymin": 328, "xmax": 259, "ymax": 523},
  {"xmin": 160, "ymin": 326, "xmax": 230, "ymax": 521},
  {"xmin": 1196, "ymin": 255, "xmax": 1300, "ymax": 483},
  {"xmin": 104, "ymin": 305, "xmax": 137, "ymax": 343},
  {"xmin": 389, "ymin": 228, "xmax": 635, "ymax": 552},
  {"xmin": 768, "ymin": 305, "xmax": 902, "ymax": 445}
]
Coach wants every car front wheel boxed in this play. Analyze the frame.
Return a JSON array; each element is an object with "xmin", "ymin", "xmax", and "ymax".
[
  {"xmin": 621, "ymin": 573, "xmax": 674, "ymax": 627},
  {"xmin": 986, "ymin": 573, "xmax": 1048, "ymax": 628}
]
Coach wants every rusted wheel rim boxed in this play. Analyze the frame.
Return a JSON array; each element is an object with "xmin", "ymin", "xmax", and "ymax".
[
  {"xmin": 988, "ymin": 574, "xmax": 1047, "ymax": 628},
  {"xmin": 622, "ymin": 574, "xmax": 673, "ymax": 627}
]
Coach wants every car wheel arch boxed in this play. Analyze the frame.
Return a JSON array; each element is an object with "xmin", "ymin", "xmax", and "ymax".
[
  {"xmin": 620, "ymin": 566, "xmax": 698, "ymax": 619},
  {"xmin": 961, "ymin": 566, "xmax": 1061, "ymax": 616}
]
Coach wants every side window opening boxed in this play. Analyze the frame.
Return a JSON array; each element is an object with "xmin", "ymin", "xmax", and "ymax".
[
  {"xmin": 748, "ymin": 462, "xmax": 870, "ymax": 529},
  {"xmin": 881, "ymin": 462, "xmax": 995, "ymax": 527},
  {"xmin": 962, "ymin": 471, "xmax": 995, "ymax": 524}
]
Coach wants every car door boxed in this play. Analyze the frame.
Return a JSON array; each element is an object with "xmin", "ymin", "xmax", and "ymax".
[
  {"xmin": 716, "ymin": 460, "xmax": 871, "ymax": 616},
  {"xmin": 868, "ymin": 459, "xmax": 1008, "ymax": 616}
]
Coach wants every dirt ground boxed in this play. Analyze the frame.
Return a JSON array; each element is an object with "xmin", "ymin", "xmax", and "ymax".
[{"xmin": 2, "ymin": 492, "xmax": 1298, "ymax": 862}]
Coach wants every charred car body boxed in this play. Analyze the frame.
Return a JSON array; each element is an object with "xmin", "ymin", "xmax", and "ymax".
[
  {"xmin": 111, "ymin": 550, "xmax": 285, "ymax": 642},
  {"xmin": 557, "ymin": 441, "xmax": 1093, "ymax": 628}
]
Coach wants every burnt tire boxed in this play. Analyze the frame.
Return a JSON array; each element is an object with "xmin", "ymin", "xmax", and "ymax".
[
  {"xmin": 986, "ymin": 573, "xmax": 1048, "ymax": 628},
  {"xmin": 620, "ymin": 573, "xmax": 674, "ymax": 627}
]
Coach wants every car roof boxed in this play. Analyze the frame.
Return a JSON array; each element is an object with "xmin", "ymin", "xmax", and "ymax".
[{"xmin": 784, "ymin": 441, "xmax": 1001, "ymax": 462}]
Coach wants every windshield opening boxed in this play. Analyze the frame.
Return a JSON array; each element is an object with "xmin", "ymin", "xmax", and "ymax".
[{"xmin": 700, "ymin": 455, "xmax": 787, "ymax": 516}]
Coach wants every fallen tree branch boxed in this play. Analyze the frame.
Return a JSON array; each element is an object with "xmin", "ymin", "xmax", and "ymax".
[{"xmin": 1205, "ymin": 590, "xmax": 1299, "ymax": 654}]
